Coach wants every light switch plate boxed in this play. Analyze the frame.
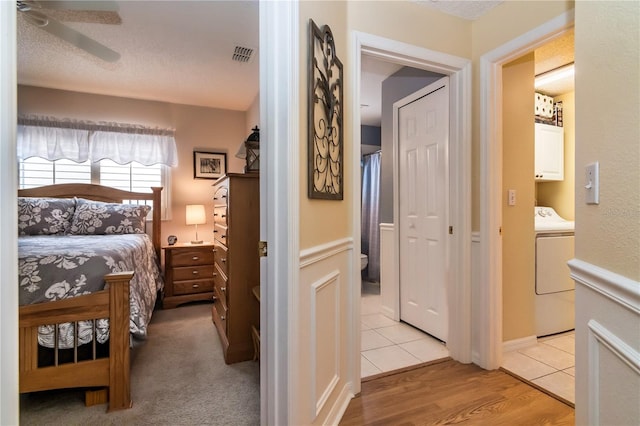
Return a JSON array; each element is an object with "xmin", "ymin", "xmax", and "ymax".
[
  {"xmin": 508, "ymin": 189, "xmax": 516, "ymax": 206},
  {"xmin": 585, "ymin": 161, "xmax": 599, "ymax": 204}
]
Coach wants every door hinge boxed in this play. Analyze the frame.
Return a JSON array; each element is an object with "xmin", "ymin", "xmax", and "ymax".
[
  {"xmin": 499, "ymin": 226, "xmax": 502, "ymax": 236},
  {"xmin": 258, "ymin": 240, "xmax": 268, "ymax": 257},
  {"xmin": 448, "ymin": 226, "xmax": 453, "ymax": 235}
]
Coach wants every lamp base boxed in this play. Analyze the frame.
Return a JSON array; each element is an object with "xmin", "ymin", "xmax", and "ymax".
[{"xmin": 190, "ymin": 240, "xmax": 203, "ymax": 244}]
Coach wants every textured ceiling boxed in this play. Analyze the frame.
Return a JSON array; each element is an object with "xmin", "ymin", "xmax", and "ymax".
[
  {"xmin": 415, "ymin": 0, "xmax": 503, "ymax": 20},
  {"xmin": 18, "ymin": 0, "xmax": 572, "ymax": 119},
  {"xmin": 534, "ymin": 28, "xmax": 575, "ymax": 96},
  {"xmin": 17, "ymin": 1, "xmax": 260, "ymax": 111}
]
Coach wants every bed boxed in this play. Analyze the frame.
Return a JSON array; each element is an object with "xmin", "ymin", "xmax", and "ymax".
[{"xmin": 17, "ymin": 183, "xmax": 163, "ymax": 411}]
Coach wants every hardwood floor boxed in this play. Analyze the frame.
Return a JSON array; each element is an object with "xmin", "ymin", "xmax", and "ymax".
[{"xmin": 340, "ymin": 359, "xmax": 574, "ymax": 425}]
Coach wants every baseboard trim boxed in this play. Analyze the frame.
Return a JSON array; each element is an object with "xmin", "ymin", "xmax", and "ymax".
[
  {"xmin": 322, "ymin": 382, "xmax": 354, "ymax": 426},
  {"xmin": 503, "ymin": 335, "xmax": 537, "ymax": 353},
  {"xmin": 568, "ymin": 258, "xmax": 640, "ymax": 315}
]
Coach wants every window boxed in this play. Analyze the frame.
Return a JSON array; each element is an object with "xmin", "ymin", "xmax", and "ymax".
[
  {"xmin": 16, "ymin": 115, "xmax": 178, "ymax": 220},
  {"xmin": 19, "ymin": 157, "xmax": 171, "ymax": 219}
]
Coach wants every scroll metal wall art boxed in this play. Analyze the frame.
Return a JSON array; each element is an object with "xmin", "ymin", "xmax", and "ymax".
[{"xmin": 308, "ymin": 19, "xmax": 343, "ymax": 200}]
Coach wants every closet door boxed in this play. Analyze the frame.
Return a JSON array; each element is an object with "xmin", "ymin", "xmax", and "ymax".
[{"xmin": 398, "ymin": 77, "xmax": 449, "ymax": 342}]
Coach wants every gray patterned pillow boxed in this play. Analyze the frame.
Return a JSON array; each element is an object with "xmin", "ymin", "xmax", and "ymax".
[
  {"xmin": 69, "ymin": 198, "xmax": 151, "ymax": 235},
  {"xmin": 18, "ymin": 197, "xmax": 76, "ymax": 236}
]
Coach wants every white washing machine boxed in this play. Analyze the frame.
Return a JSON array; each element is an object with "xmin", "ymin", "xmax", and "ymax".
[{"xmin": 534, "ymin": 207, "xmax": 575, "ymax": 337}]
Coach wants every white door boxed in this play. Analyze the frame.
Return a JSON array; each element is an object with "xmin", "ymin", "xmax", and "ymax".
[{"xmin": 398, "ymin": 77, "xmax": 449, "ymax": 342}]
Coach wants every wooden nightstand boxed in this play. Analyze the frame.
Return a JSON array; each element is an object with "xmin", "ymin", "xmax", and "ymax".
[{"xmin": 163, "ymin": 242, "xmax": 216, "ymax": 309}]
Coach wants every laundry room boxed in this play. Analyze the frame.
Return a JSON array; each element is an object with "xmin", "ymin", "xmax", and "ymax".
[
  {"xmin": 500, "ymin": 29, "xmax": 577, "ymax": 404},
  {"xmin": 503, "ymin": 31, "xmax": 576, "ymax": 339}
]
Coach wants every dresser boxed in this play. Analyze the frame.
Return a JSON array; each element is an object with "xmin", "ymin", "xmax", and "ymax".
[
  {"xmin": 211, "ymin": 173, "xmax": 260, "ymax": 364},
  {"xmin": 163, "ymin": 242, "xmax": 216, "ymax": 309}
]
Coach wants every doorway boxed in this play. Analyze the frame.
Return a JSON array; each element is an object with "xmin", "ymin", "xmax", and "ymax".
[
  {"xmin": 477, "ymin": 10, "xmax": 575, "ymax": 371},
  {"xmin": 352, "ymin": 32, "xmax": 473, "ymax": 383}
]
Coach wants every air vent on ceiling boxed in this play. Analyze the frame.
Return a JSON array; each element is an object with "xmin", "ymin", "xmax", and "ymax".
[{"xmin": 232, "ymin": 46, "xmax": 254, "ymax": 63}]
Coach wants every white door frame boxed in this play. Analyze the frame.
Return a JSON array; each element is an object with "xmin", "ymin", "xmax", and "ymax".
[
  {"xmin": 259, "ymin": 1, "xmax": 299, "ymax": 425},
  {"xmin": 478, "ymin": 10, "xmax": 575, "ymax": 369},
  {"xmin": 351, "ymin": 32, "xmax": 472, "ymax": 365},
  {"xmin": 0, "ymin": 2, "xmax": 19, "ymax": 424}
]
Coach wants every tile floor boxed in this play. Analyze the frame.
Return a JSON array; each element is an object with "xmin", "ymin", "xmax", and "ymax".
[
  {"xmin": 360, "ymin": 281, "xmax": 575, "ymax": 405},
  {"xmin": 501, "ymin": 331, "xmax": 576, "ymax": 404},
  {"xmin": 360, "ymin": 282, "xmax": 449, "ymax": 378}
]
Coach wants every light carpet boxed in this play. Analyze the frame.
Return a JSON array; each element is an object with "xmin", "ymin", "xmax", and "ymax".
[{"xmin": 20, "ymin": 302, "xmax": 260, "ymax": 425}]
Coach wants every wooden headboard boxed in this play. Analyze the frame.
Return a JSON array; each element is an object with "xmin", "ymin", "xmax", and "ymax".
[{"xmin": 18, "ymin": 183, "xmax": 163, "ymax": 258}]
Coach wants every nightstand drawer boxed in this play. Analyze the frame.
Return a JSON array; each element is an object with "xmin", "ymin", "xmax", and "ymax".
[
  {"xmin": 172, "ymin": 265, "xmax": 215, "ymax": 281},
  {"xmin": 171, "ymin": 248, "xmax": 214, "ymax": 266},
  {"xmin": 173, "ymin": 279, "xmax": 214, "ymax": 295}
]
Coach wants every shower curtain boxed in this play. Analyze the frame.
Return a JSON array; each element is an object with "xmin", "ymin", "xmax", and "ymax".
[{"xmin": 361, "ymin": 151, "xmax": 381, "ymax": 282}]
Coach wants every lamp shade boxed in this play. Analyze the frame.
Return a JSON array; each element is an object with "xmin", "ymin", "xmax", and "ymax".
[{"xmin": 185, "ymin": 204, "xmax": 206, "ymax": 225}]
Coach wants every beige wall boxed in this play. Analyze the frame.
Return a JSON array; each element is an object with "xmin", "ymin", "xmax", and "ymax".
[
  {"xmin": 574, "ymin": 1, "xmax": 640, "ymax": 280},
  {"xmin": 536, "ymin": 91, "xmax": 575, "ymax": 220},
  {"xmin": 17, "ymin": 85, "xmax": 248, "ymax": 247},
  {"xmin": 347, "ymin": 1, "xmax": 471, "ymax": 58},
  {"xmin": 502, "ymin": 54, "xmax": 536, "ymax": 341},
  {"xmin": 299, "ymin": 0, "xmax": 474, "ymax": 250},
  {"xmin": 471, "ymin": 0, "xmax": 575, "ymax": 230}
]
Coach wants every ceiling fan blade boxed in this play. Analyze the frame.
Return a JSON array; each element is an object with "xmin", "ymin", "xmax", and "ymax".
[
  {"xmin": 36, "ymin": 1, "xmax": 119, "ymax": 12},
  {"xmin": 39, "ymin": 17, "xmax": 120, "ymax": 62}
]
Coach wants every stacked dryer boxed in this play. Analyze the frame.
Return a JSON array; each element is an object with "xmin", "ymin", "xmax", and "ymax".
[{"xmin": 534, "ymin": 206, "xmax": 575, "ymax": 337}]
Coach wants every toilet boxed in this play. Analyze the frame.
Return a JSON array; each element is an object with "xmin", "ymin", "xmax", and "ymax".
[{"xmin": 360, "ymin": 253, "xmax": 368, "ymax": 270}]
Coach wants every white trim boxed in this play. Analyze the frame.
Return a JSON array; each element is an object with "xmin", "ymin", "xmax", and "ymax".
[
  {"xmin": 259, "ymin": 1, "xmax": 299, "ymax": 425},
  {"xmin": 310, "ymin": 271, "xmax": 341, "ymax": 418},
  {"xmin": 588, "ymin": 320, "xmax": 640, "ymax": 375},
  {"xmin": 569, "ymin": 259, "xmax": 640, "ymax": 315},
  {"xmin": 352, "ymin": 30, "xmax": 472, "ymax": 364},
  {"xmin": 0, "ymin": 3, "xmax": 19, "ymax": 424},
  {"xmin": 503, "ymin": 335, "xmax": 538, "ymax": 353},
  {"xmin": 300, "ymin": 238, "xmax": 353, "ymax": 268},
  {"xmin": 379, "ymin": 223, "xmax": 398, "ymax": 320},
  {"xmin": 587, "ymin": 319, "xmax": 640, "ymax": 422},
  {"xmin": 478, "ymin": 10, "xmax": 575, "ymax": 370},
  {"xmin": 322, "ymin": 382, "xmax": 354, "ymax": 426}
]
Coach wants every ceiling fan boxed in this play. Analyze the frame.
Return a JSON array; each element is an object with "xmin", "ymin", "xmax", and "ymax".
[{"xmin": 17, "ymin": 0, "xmax": 121, "ymax": 62}]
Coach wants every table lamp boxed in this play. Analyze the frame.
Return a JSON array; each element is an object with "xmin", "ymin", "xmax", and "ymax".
[{"xmin": 185, "ymin": 204, "xmax": 206, "ymax": 244}]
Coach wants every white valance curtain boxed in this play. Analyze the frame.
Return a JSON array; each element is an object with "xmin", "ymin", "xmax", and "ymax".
[{"xmin": 17, "ymin": 115, "xmax": 178, "ymax": 166}]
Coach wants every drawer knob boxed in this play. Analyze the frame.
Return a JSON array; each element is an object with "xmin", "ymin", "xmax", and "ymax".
[
  {"xmin": 221, "ymin": 258, "xmax": 227, "ymax": 263},
  {"xmin": 221, "ymin": 235, "xmax": 227, "ymax": 239},
  {"xmin": 213, "ymin": 272, "xmax": 217, "ymax": 277},
  {"xmin": 220, "ymin": 315, "xmax": 226, "ymax": 320},
  {"xmin": 221, "ymin": 287, "xmax": 226, "ymax": 292},
  {"xmin": 192, "ymin": 270, "xmax": 199, "ymax": 275},
  {"xmin": 221, "ymin": 214, "xmax": 226, "ymax": 218},
  {"xmin": 192, "ymin": 284, "xmax": 199, "ymax": 288},
  {"xmin": 192, "ymin": 256, "xmax": 199, "ymax": 261}
]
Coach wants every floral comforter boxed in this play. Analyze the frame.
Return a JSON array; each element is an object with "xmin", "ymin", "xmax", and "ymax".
[{"xmin": 18, "ymin": 234, "xmax": 163, "ymax": 349}]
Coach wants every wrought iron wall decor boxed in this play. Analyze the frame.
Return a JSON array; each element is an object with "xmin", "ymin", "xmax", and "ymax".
[{"xmin": 308, "ymin": 19, "xmax": 343, "ymax": 200}]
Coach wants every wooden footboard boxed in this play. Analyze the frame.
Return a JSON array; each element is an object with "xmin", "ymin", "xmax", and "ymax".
[{"xmin": 19, "ymin": 272, "xmax": 134, "ymax": 412}]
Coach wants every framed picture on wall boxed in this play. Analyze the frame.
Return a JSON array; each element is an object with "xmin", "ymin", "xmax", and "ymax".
[{"xmin": 193, "ymin": 151, "xmax": 226, "ymax": 179}]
